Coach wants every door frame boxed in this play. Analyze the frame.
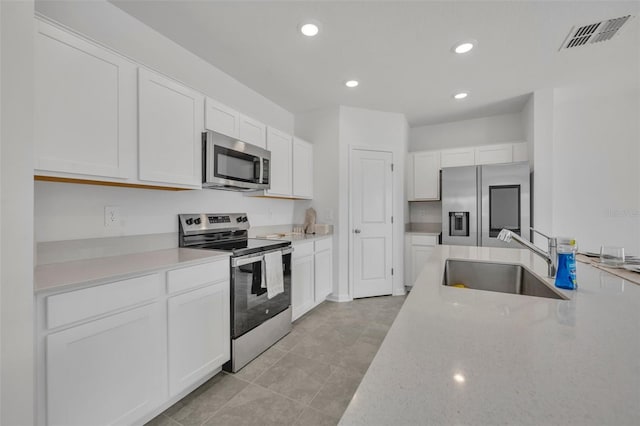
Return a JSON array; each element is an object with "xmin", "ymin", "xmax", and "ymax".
[{"xmin": 348, "ymin": 145, "xmax": 395, "ymax": 300}]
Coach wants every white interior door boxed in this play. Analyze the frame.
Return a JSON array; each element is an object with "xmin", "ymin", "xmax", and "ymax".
[{"xmin": 351, "ymin": 149, "xmax": 393, "ymax": 298}]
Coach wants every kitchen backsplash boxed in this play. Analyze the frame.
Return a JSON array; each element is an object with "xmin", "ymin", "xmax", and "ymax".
[
  {"xmin": 410, "ymin": 201, "xmax": 442, "ymax": 223},
  {"xmin": 34, "ymin": 181, "xmax": 312, "ymax": 242}
]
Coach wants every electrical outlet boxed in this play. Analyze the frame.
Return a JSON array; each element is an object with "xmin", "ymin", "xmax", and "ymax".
[{"xmin": 104, "ymin": 206, "xmax": 121, "ymax": 228}]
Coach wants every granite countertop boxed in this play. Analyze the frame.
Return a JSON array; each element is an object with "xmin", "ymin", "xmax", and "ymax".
[
  {"xmin": 35, "ymin": 248, "xmax": 230, "ymax": 294},
  {"xmin": 340, "ymin": 245, "xmax": 640, "ymax": 425},
  {"xmin": 405, "ymin": 222, "xmax": 442, "ymax": 236}
]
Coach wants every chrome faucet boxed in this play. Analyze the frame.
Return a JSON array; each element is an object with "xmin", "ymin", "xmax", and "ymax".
[{"xmin": 497, "ymin": 228, "xmax": 557, "ymax": 277}]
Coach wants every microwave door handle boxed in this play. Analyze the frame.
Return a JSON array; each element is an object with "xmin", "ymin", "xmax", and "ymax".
[{"xmin": 253, "ymin": 157, "xmax": 261, "ymax": 183}]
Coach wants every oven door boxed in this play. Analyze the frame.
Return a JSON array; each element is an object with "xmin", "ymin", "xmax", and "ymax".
[{"xmin": 230, "ymin": 248, "xmax": 292, "ymax": 339}]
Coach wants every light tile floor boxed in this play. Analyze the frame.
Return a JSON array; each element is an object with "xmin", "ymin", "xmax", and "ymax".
[{"xmin": 147, "ymin": 295, "xmax": 406, "ymax": 426}]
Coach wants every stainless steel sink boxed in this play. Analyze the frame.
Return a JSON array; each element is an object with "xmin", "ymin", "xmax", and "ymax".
[{"xmin": 442, "ymin": 259, "xmax": 568, "ymax": 300}]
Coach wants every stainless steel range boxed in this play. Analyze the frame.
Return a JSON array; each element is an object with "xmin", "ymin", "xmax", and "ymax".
[{"xmin": 178, "ymin": 213, "xmax": 293, "ymax": 372}]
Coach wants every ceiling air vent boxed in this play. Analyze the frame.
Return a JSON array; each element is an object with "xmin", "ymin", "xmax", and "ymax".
[{"xmin": 560, "ymin": 15, "xmax": 633, "ymax": 50}]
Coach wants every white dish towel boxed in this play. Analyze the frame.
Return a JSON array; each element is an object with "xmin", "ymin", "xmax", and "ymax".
[{"xmin": 262, "ymin": 251, "xmax": 284, "ymax": 299}]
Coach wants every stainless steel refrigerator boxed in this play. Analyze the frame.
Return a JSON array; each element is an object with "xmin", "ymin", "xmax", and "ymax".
[{"xmin": 441, "ymin": 162, "xmax": 531, "ymax": 248}]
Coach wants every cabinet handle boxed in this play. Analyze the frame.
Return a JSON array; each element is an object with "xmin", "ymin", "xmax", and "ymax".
[{"xmin": 353, "ymin": 229, "xmax": 361, "ymax": 234}]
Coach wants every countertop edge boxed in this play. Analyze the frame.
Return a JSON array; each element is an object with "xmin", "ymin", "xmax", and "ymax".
[{"xmin": 34, "ymin": 248, "xmax": 230, "ymax": 295}]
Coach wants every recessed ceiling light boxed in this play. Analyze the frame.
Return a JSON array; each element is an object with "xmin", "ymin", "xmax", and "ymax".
[
  {"xmin": 453, "ymin": 373, "xmax": 466, "ymax": 383},
  {"xmin": 452, "ymin": 40, "xmax": 476, "ymax": 54},
  {"xmin": 453, "ymin": 92, "xmax": 468, "ymax": 100},
  {"xmin": 300, "ymin": 22, "xmax": 320, "ymax": 37},
  {"xmin": 345, "ymin": 80, "xmax": 359, "ymax": 88}
]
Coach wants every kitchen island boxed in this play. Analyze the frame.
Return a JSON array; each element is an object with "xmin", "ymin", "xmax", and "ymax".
[{"xmin": 340, "ymin": 245, "xmax": 640, "ymax": 425}]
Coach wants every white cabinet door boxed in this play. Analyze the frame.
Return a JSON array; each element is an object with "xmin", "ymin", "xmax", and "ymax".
[
  {"xmin": 34, "ymin": 20, "xmax": 136, "ymax": 179},
  {"xmin": 168, "ymin": 280, "xmax": 230, "ymax": 397},
  {"xmin": 138, "ymin": 68, "xmax": 204, "ymax": 187},
  {"xmin": 475, "ymin": 144, "xmax": 513, "ymax": 165},
  {"xmin": 411, "ymin": 246, "xmax": 434, "ymax": 285},
  {"xmin": 205, "ymin": 97, "xmax": 239, "ymax": 138},
  {"xmin": 266, "ymin": 127, "xmax": 293, "ymax": 197},
  {"xmin": 239, "ymin": 115, "xmax": 267, "ymax": 148},
  {"xmin": 512, "ymin": 142, "xmax": 528, "ymax": 162},
  {"xmin": 292, "ymin": 242, "xmax": 315, "ymax": 320},
  {"xmin": 441, "ymin": 148, "xmax": 475, "ymax": 168},
  {"xmin": 314, "ymin": 248, "xmax": 333, "ymax": 302},
  {"xmin": 46, "ymin": 304, "xmax": 166, "ymax": 426},
  {"xmin": 412, "ymin": 151, "xmax": 441, "ymax": 200},
  {"xmin": 292, "ymin": 137, "xmax": 313, "ymax": 199}
]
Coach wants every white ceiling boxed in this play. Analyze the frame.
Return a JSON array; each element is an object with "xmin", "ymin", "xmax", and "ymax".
[{"xmin": 111, "ymin": 0, "xmax": 640, "ymax": 126}]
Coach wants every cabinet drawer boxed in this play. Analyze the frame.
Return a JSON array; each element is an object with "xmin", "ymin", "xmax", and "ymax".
[
  {"xmin": 293, "ymin": 241, "xmax": 314, "ymax": 258},
  {"xmin": 411, "ymin": 235, "xmax": 438, "ymax": 246},
  {"xmin": 47, "ymin": 274, "xmax": 161, "ymax": 329},
  {"xmin": 314, "ymin": 238, "xmax": 332, "ymax": 253},
  {"xmin": 167, "ymin": 260, "xmax": 229, "ymax": 294}
]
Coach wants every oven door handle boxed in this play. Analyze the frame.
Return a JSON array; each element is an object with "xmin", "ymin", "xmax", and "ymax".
[{"xmin": 231, "ymin": 247, "xmax": 294, "ymax": 267}]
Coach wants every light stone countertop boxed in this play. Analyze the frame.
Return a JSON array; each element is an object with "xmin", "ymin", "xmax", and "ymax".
[
  {"xmin": 35, "ymin": 248, "xmax": 230, "ymax": 294},
  {"xmin": 254, "ymin": 233, "xmax": 333, "ymax": 245},
  {"xmin": 340, "ymin": 245, "xmax": 640, "ymax": 426}
]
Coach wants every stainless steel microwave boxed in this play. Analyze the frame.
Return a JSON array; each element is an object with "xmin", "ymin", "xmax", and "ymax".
[{"xmin": 202, "ymin": 131, "xmax": 270, "ymax": 191}]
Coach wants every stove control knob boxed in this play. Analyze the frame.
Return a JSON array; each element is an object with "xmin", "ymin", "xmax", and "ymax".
[
  {"xmin": 236, "ymin": 217, "xmax": 243, "ymax": 223},
  {"xmin": 185, "ymin": 218, "xmax": 194, "ymax": 226},
  {"xmin": 242, "ymin": 216, "xmax": 248, "ymax": 222},
  {"xmin": 194, "ymin": 218, "xmax": 201, "ymax": 225}
]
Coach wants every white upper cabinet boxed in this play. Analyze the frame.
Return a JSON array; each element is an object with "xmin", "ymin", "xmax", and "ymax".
[
  {"xmin": 475, "ymin": 144, "xmax": 513, "ymax": 165},
  {"xmin": 239, "ymin": 115, "xmax": 267, "ymax": 148},
  {"xmin": 440, "ymin": 147, "xmax": 475, "ymax": 168},
  {"xmin": 204, "ymin": 97, "xmax": 239, "ymax": 138},
  {"xmin": 512, "ymin": 142, "xmax": 529, "ymax": 162},
  {"xmin": 292, "ymin": 138, "xmax": 313, "ymax": 199},
  {"xmin": 34, "ymin": 20, "xmax": 136, "ymax": 179},
  {"xmin": 138, "ymin": 68, "xmax": 204, "ymax": 188},
  {"xmin": 409, "ymin": 151, "xmax": 441, "ymax": 201},
  {"xmin": 266, "ymin": 127, "xmax": 293, "ymax": 197}
]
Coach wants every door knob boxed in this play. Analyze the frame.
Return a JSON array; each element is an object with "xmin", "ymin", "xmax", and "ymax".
[{"xmin": 354, "ymin": 229, "xmax": 361, "ymax": 234}]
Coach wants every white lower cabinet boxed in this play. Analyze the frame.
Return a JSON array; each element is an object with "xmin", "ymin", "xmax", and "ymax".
[
  {"xmin": 38, "ymin": 257, "xmax": 231, "ymax": 426},
  {"xmin": 405, "ymin": 234, "xmax": 438, "ymax": 287},
  {"xmin": 314, "ymin": 247, "xmax": 333, "ymax": 302},
  {"xmin": 292, "ymin": 242, "xmax": 315, "ymax": 320},
  {"xmin": 46, "ymin": 304, "xmax": 166, "ymax": 426},
  {"xmin": 292, "ymin": 238, "xmax": 333, "ymax": 321},
  {"xmin": 168, "ymin": 281, "xmax": 230, "ymax": 397}
]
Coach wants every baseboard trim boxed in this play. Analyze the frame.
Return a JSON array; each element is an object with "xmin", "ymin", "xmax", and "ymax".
[{"xmin": 326, "ymin": 293, "xmax": 352, "ymax": 303}]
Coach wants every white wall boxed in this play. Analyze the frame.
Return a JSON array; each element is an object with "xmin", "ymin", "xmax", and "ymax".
[
  {"xmin": 522, "ymin": 94, "xmax": 534, "ymax": 170},
  {"xmin": 295, "ymin": 106, "xmax": 408, "ymax": 299},
  {"xmin": 34, "ymin": 0, "xmax": 303, "ymax": 242},
  {"xmin": 35, "ymin": 182, "xmax": 303, "ymax": 241},
  {"xmin": 409, "ymin": 111, "xmax": 524, "ymax": 152},
  {"xmin": 339, "ymin": 106, "xmax": 408, "ymax": 297},
  {"xmin": 295, "ymin": 107, "xmax": 340, "ymax": 298},
  {"xmin": 1, "ymin": 1, "xmax": 35, "ymax": 424},
  {"xmin": 530, "ymin": 89, "xmax": 555, "ymax": 249},
  {"xmin": 552, "ymin": 87, "xmax": 640, "ymax": 254}
]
